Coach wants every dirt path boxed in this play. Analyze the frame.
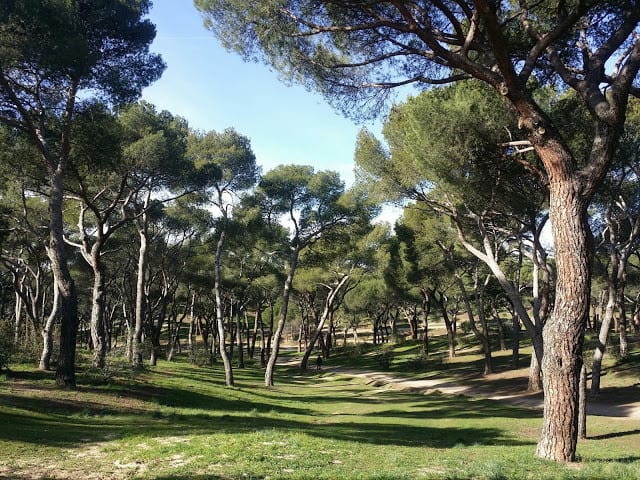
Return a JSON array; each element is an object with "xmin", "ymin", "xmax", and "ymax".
[{"xmin": 328, "ymin": 366, "xmax": 640, "ymax": 419}]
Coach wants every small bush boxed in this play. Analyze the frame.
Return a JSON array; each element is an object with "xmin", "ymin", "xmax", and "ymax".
[{"xmin": 189, "ymin": 345, "xmax": 215, "ymax": 367}]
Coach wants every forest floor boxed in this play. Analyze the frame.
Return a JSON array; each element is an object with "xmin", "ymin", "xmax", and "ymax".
[
  {"xmin": 1, "ymin": 340, "xmax": 640, "ymax": 479},
  {"xmin": 328, "ymin": 365, "xmax": 640, "ymax": 418}
]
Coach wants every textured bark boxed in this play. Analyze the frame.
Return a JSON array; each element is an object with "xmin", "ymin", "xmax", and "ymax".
[
  {"xmin": 536, "ymin": 175, "xmax": 590, "ymax": 462},
  {"xmin": 89, "ymin": 260, "xmax": 107, "ymax": 370},
  {"xmin": 49, "ymin": 172, "xmax": 80, "ymax": 388}
]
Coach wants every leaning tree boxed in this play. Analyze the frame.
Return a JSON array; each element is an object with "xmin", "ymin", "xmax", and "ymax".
[{"xmin": 195, "ymin": 0, "xmax": 640, "ymax": 462}]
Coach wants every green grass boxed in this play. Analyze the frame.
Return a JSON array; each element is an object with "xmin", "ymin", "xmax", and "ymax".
[{"xmin": 0, "ymin": 340, "xmax": 639, "ymax": 479}]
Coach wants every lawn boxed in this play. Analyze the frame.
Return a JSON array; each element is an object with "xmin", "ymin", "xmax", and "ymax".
[{"xmin": 0, "ymin": 340, "xmax": 639, "ymax": 480}]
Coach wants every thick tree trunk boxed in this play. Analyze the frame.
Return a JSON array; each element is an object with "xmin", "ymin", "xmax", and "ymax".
[
  {"xmin": 536, "ymin": 181, "xmax": 590, "ymax": 462},
  {"xmin": 265, "ymin": 247, "xmax": 299, "ymax": 386},
  {"xmin": 49, "ymin": 173, "xmax": 80, "ymax": 388}
]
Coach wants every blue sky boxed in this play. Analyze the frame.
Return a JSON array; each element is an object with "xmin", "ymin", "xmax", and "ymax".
[{"xmin": 141, "ymin": 0, "xmax": 384, "ymax": 186}]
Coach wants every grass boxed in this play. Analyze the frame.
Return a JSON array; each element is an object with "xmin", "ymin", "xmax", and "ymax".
[{"xmin": 0, "ymin": 336, "xmax": 639, "ymax": 479}]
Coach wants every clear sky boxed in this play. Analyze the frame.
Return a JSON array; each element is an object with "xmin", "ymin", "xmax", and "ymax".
[{"xmin": 141, "ymin": 0, "xmax": 384, "ymax": 186}]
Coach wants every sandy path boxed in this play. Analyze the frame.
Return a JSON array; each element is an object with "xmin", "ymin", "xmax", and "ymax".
[{"xmin": 329, "ymin": 367, "xmax": 640, "ymax": 419}]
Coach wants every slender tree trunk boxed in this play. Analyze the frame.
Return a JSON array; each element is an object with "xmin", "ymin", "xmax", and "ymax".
[
  {"xmin": 618, "ymin": 267, "xmax": 629, "ymax": 358},
  {"xmin": 457, "ymin": 272, "xmax": 492, "ymax": 375},
  {"xmin": 301, "ymin": 275, "xmax": 349, "ymax": 370},
  {"xmin": 591, "ymin": 265, "xmax": 617, "ymax": 395},
  {"xmin": 14, "ymin": 289, "xmax": 23, "ymax": 346},
  {"xmin": 265, "ymin": 246, "xmax": 299, "ymax": 386},
  {"xmin": 528, "ymin": 351, "xmax": 542, "ymax": 392},
  {"xmin": 39, "ymin": 284, "xmax": 60, "ymax": 371},
  {"xmin": 249, "ymin": 309, "xmax": 261, "ymax": 358},
  {"xmin": 578, "ymin": 362, "xmax": 587, "ymax": 440},
  {"xmin": 421, "ymin": 290, "xmax": 430, "ymax": 357},
  {"xmin": 132, "ymin": 213, "xmax": 149, "ymax": 369},
  {"xmin": 438, "ymin": 293, "xmax": 456, "ymax": 359},
  {"xmin": 511, "ymin": 311, "xmax": 520, "ymax": 369},
  {"xmin": 90, "ymin": 259, "xmax": 107, "ymax": 370},
  {"xmin": 494, "ymin": 313, "xmax": 506, "ymax": 351},
  {"xmin": 214, "ymin": 228, "xmax": 234, "ymax": 385},
  {"xmin": 236, "ymin": 305, "xmax": 245, "ymax": 368}
]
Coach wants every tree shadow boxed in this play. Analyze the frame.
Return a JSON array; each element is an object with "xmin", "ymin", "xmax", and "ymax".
[
  {"xmin": 0, "ymin": 379, "xmax": 532, "ymax": 450},
  {"xmin": 588, "ymin": 429, "xmax": 640, "ymax": 440}
]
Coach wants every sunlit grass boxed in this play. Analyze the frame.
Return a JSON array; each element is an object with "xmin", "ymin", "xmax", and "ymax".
[{"xmin": 0, "ymin": 336, "xmax": 639, "ymax": 479}]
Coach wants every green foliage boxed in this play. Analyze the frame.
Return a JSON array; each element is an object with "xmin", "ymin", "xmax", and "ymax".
[
  {"xmin": 187, "ymin": 127, "xmax": 260, "ymax": 196},
  {"xmin": 0, "ymin": 0, "xmax": 165, "ymax": 106}
]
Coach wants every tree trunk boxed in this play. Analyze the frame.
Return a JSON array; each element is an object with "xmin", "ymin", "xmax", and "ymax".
[
  {"xmin": 438, "ymin": 293, "xmax": 456, "ymax": 359},
  {"xmin": 578, "ymin": 362, "xmax": 587, "ymax": 440},
  {"xmin": 132, "ymin": 216, "xmax": 148, "ymax": 369},
  {"xmin": 39, "ymin": 284, "xmax": 60, "ymax": 371},
  {"xmin": 14, "ymin": 289, "xmax": 23, "ymax": 346},
  {"xmin": 536, "ymin": 180, "xmax": 590, "ymax": 462},
  {"xmin": 301, "ymin": 275, "xmax": 349, "ymax": 370},
  {"xmin": 236, "ymin": 305, "xmax": 245, "ymax": 368},
  {"xmin": 617, "ymin": 267, "xmax": 629, "ymax": 359},
  {"xmin": 591, "ymin": 271, "xmax": 616, "ymax": 395},
  {"xmin": 421, "ymin": 290, "xmax": 430, "ymax": 357},
  {"xmin": 528, "ymin": 351, "xmax": 542, "ymax": 392},
  {"xmin": 265, "ymin": 246, "xmax": 299, "ymax": 386},
  {"xmin": 511, "ymin": 312, "xmax": 520, "ymax": 369},
  {"xmin": 214, "ymin": 229, "xmax": 233, "ymax": 385},
  {"xmin": 49, "ymin": 172, "xmax": 80, "ymax": 388},
  {"xmin": 90, "ymin": 259, "xmax": 107, "ymax": 370},
  {"xmin": 457, "ymin": 271, "xmax": 492, "ymax": 375}
]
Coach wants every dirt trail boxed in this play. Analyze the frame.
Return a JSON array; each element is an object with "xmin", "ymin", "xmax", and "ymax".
[{"xmin": 328, "ymin": 367, "xmax": 640, "ymax": 419}]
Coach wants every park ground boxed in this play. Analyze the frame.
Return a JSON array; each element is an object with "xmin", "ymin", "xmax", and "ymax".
[{"xmin": 0, "ymin": 333, "xmax": 639, "ymax": 480}]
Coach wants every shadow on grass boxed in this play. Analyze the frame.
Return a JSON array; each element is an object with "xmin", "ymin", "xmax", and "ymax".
[
  {"xmin": 588, "ymin": 429, "xmax": 640, "ymax": 440},
  {"xmin": 0, "ymin": 384, "xmax": 532, "ymax": 450}
]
